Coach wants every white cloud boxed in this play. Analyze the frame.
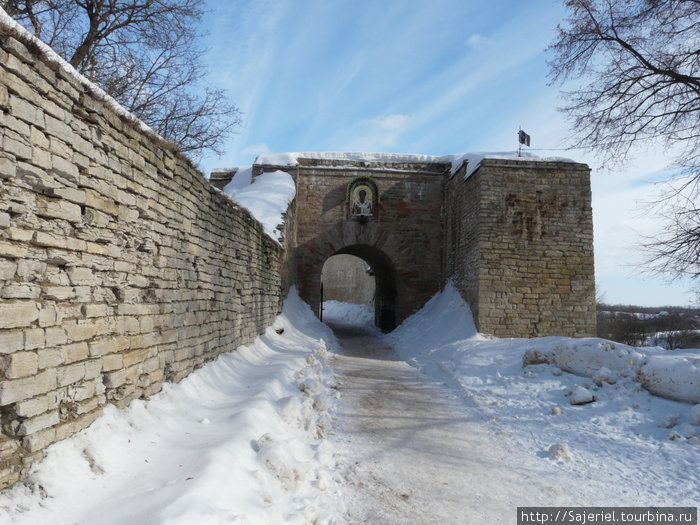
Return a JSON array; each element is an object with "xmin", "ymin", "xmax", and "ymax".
[
  {"xmin": 466, "ymin": 33, "xmax": 484, "ymax": 48},
  {"xmin": 374, "ymin": 114, "xmax": 411, "ymax": 132},
  {"xmin": 242, "ymin": 143, "xmax": 271, "ymax": 157},
  {"xmin": 342, "ymin": 114, "xmax": 413, "ymax": 151}
]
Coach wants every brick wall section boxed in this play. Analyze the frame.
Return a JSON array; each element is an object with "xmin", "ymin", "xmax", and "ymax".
[
  {"xmin": 446, "ymin": 159, "xmax": 596, "ymax": 337},
  {"xmin": 278, "ymin": 158, "xmax": 446, "ymax": 330},
  {"xmin": 0, "ymin": 30, "xmax": 283, "ymax": 489}
]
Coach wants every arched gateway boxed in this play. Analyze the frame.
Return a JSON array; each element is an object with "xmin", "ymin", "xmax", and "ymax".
[{"xmin": 214, "ymin": 152, "xmax": 597, "ymax": 337}]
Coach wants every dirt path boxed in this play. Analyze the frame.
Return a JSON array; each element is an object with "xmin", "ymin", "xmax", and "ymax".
[{"xmin": 327, "ymin": 321, "xmax": 563, "ymax": 524}]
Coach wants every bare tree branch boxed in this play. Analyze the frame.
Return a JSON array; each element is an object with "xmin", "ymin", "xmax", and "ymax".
[
  {"xmin": 548, "ymin": 0, "xmax": 700, "ymax": 288},
  {"xmin": 3, "ymin": 0, "xmax": 240, "ymax": 160}
]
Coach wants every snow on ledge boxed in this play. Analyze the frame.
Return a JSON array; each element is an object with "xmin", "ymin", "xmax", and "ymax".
[
  {"xmin": 254, "ymin": 151, "xmax": 445, "ymax": 167},
  {"xmin": 0, "ymin": 7, "xmax": 163, "ymax": 142},
  {"xmin": 223, "ymin": 169, "xmax": 295, "ymax": 243},
  {"xmin": 253, "ymin": 151, "xmax": 577, "ymax": 180}
]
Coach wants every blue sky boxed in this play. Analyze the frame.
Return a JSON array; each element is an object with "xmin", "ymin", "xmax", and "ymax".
[{"xmin": 198, "ymin": 0, "xmax": 696, "ymax": 307}]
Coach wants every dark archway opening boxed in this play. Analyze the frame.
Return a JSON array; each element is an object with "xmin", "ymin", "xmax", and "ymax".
[{"xmin": 321, "ymin": 244, "xmax": 397, "ymax": 331}]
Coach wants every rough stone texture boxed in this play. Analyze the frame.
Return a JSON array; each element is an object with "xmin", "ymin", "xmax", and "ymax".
[
  {"xmin": 444, "ymin": 159, "xmax": 596, "ymax": 337},
  {"xmin": 0, "ymin": 28, "xmax": 283, "ymax": 489},
  {"xmin": 272, "ymin": 156, "xmax": 594, "ymax": 337},
  {"xmin": 276, "ymin": 158, "xmax": 446, "ymax": 330},
  {"xmin": 270, "ymin": 155, "xmax": 595, "ymax": 338}
]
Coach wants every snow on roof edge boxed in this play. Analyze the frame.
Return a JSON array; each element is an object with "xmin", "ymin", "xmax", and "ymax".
[
  {"xmin": 253, "ymin": 151, "xmax": 579, "ymax": 179},
  {"xmin": 254, "ymin": 151, "xmax": 446, "ymax": 167}
]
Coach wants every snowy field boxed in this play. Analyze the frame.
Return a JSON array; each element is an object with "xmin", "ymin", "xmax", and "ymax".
[{"xmin": 0, "ymin": 290, "xmax": 346, "ymax": 525}]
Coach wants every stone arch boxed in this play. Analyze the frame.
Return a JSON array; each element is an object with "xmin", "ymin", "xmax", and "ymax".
[
  {"xmin": 291, "ymin": 221, "xmax": 404, "ymax": 331},
  {"xmin": 330, "ymin": 244, "xmax": 397, "ymax": 331}
]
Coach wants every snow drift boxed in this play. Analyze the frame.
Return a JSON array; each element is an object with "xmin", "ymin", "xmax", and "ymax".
[
  {"xmin": 384, "ymin": 283, "xmax": 700, "ymax": 507},
  {"xmin": 0, "ymin": 289, "xmax": 345, "ymax": 525},
  {"xmin": 223, "ymin": 169, "xmax": 296, "ymax": 243}
]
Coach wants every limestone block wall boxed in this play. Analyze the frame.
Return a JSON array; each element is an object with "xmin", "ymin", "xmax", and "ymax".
[
  {"xmin": 446, "ymin": 159, "xmax": 596, "ymax": 337},
  {"xmin": 0, "ymin": 27, "xmax": 283, "ymax": 489}
]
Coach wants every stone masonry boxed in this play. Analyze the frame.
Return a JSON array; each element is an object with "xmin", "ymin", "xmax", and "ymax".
[
  {"xmin": 0, "ymin": 10, "xmax": 596, "ymax": 492},
  {"xmin": 260, "ymin": 157, "xmax": 446, "ymax": 331},
  {"xmin": 238, "ymin": 153, "xmax": 595, "ymax": 337},
  {"xmin": 444, "ymin": 159, "xmax": 596, "ymax": 337},
  {"xmin": 0, "ymin": 24, "xmax": 283, "ymax": 489}
]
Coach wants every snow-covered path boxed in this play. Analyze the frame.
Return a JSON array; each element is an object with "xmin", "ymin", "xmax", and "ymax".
[
  {"xmin": 330, "ymin": 321, "xmax": 570, "ymax": 524},
  {"xmin": 1, "ymin": 292, "xmax": 697, "ymax": 524}
]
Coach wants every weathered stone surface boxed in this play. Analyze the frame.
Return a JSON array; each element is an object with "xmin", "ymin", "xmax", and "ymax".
[
  {"xmin": 16, "ymin": 260, "xmax": 47, "ymax": 281},
  {"xmin": 1, "ymin": 351, "xmax": 38, "ymax": 379},
  {"xmin": 0, "ymin": 20, "xmax": 282, "ymax": 491},
  {"xmin": 17, "ymin": 410, "xmax": 59, "ymax": 436},
  {"xmin": 64, "ymin": 322, "xmax": 98, "ymax": 343},
  {"xmin": 101, "ymin": 354, "xmax": 123, "ymax": 372},
  {"xmin": 0, "ymin": 302, "xmax": 39, "ymax": 329},
  {"xmin": 24, "ymin": 328, "xmax": 45, "ymax": 350},
  {"xmin": 88, "ymin": 336, "xmax": 130, "ymax": 357},
  {"xmin": 0, "ymin": 260, "xmax": 17, "ymax": 280},
  {"xmin": 0, "ymin": 331, "xmax": 24, "ymax": 354},
  {"xmin": 0, "ymin": 369, "xmax": 56, "ymax": 405},
  {"xmin": 0, "ymin": 241, "xmax": 28, "ymax": 259},
  {"xmin": 15, "ymin": 395, "xmax": 49, "ymax": 418},
  {"xmin": 1, "ymin": 283, "xmax": 41, "ymax": 299},
  {"xmin": 36, "ymin": 198, "xmax": 82, "ymax": 223}
]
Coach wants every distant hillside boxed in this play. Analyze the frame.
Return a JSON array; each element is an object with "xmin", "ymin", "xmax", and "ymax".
[{"xmin": 596, "ymin": 304, "xmax": 700, "ymax": 349}]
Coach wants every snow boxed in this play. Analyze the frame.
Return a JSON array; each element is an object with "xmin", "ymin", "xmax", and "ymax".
[
  {"xmin": 0, "ymin": 289, "xmax": 345, "ymax": 525},
  {"xmin": 693, "ymin": 405, "xmax": 700, "ymax": 425},
  {"xmin": 640, "ymin": 353, "xmax": 700, "ymax": 404},
  {"xmin": 570, "ymin": 385, "xmax": 595, "ymax": 405},
  {"xmin": 321, "ymin": 301, "xmax": 374, "ymax": 327},
  {"xmin": 521, "ymin": 339, "xmax": 700, "ymax": 404},
  {"xmin": 385, "ymin": 282, "xmax": 700, "ymax": 506},
  {"xmin": 222, "ymin": 170, "xmax": 295, "ymax": 243},
  {"xmin": 448, "ymin": 151, "xmax": 575, "ymax": 180},
  {"xmin": 2, "ymin": 280, "xmax": 698, "ymax": 520},
  {"xmin": 254, "ymin": 151, "xmax": 443, "ymax": 167},
  {"xmin": 252, "ymin": 151, "xmax": 576, "ymax": 179},
  {"xmin": 0, "ymin": 7, "xmax": 159, "ymax": 140},
  {"xmin": 221, "ymin": 166, "xmax": 253, "ymax": 192}
]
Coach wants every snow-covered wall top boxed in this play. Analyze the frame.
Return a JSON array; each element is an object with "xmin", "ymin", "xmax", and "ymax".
[
  {"xmin": 222, "ymin": 170, "xmax": 296, "ymax": 243},
  {"xmin": 0, "ymin": 7, "xmax": 165, "ymax": 146},
  {"xmin": 254, "ymin": 151, "xmax": 576, "ymax": 180}
]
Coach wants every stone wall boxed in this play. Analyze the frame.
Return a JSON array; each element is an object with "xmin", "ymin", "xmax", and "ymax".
[
  {"xmin": 281, "ymin": 158, "xmax": 446, "ymax": 330},
  {"xmin": 446, "ymin": 159, "xmax": 596, "ymax": 337},
  {"xmin": 0, "ymin": 27, "xmax": 283, "ymax": 489}
]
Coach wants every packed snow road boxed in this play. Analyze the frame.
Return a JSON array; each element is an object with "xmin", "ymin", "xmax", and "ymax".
[
  {"xmin": 326, "ymin": 291, "xmax": 699, "ymax": 523},
  {"xmin": 329, "ymin": 320, "xmax": 568, "ymax": 524}
]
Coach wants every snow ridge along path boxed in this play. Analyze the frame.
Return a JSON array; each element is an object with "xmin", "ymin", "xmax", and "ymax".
[{"xmin": 0, "ymin": 289, "xmax": 346, "ymax": 525}]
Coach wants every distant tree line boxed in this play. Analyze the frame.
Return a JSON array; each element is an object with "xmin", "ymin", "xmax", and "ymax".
[{"xmin": 596, "ymin": 304, "xmax": 700, "ymax": 349}]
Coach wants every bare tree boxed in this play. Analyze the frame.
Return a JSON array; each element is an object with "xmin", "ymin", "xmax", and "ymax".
[
  {"xmin": 548, "ymin": 0, "xmax": 700, "ymax": 285},
  {"xmin": 2, "ymin": 0, "xmax": 240, "ymax": 160}
]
